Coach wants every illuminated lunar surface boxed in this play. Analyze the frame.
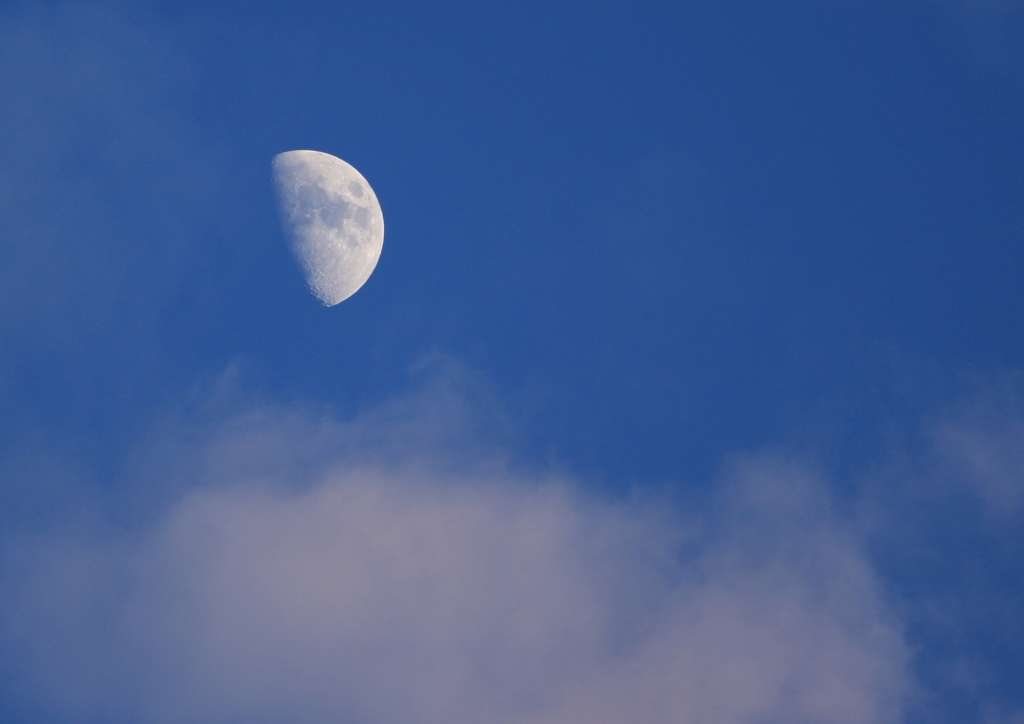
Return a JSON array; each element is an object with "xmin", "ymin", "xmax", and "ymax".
[{"xmin": 272, "ymin": 150, "xmax": 384, "ymax": 306}]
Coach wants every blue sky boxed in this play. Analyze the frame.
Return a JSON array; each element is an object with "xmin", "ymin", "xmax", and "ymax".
[{"xmin": 1, "ymin": 1, "xmax": 1023, "ymax": 722}]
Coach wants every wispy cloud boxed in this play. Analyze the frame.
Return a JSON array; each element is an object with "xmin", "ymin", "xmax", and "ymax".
[
  {"xmin": 862, "ymin": 373, "xmax": 1024, "ymax": 723},
  {"xmin": 1, "ymin": 361, "xmax": 909, "ymax": 724}
]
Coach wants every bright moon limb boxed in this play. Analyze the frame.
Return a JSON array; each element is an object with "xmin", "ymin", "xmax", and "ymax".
[{"xmin": 271, "ymin": 150, "xmax": 384, "ymax": 306}]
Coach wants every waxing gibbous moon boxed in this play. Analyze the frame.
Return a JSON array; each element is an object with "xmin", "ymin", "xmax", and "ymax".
[{"xmin": 271, "ymin": 150, "xmax": 384, "ymax": 306}]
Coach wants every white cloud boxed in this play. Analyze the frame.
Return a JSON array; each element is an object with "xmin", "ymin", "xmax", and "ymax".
[
  {"xmin": 928, "ymin": 379, "xmax": 1024, "ymax": 518},
  {"xmin": 855, "ymin": 374, "xmax": 1024, "ymax": 723},
  {"xmin": 0, "ymin": 367, "xmax": 909, "ymax": 724}
]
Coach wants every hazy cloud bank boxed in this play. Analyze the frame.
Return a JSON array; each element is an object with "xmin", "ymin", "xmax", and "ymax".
[
  {"xmin": 863, "ymin": 373, "xmax": 1024, "ymax": 723},
  {"xmin": 0, "ymin": 363, "xmax": 912, "ymax": 724}
]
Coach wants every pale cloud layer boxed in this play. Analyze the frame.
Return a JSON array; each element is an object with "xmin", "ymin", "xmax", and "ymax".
[
  {"xmin": 859, "ymin": 374, "xmax": 1024, "ymax": 724},
  {"xmin": 1, "ymin": 367, "xmax": 910, "ymax": 724}
]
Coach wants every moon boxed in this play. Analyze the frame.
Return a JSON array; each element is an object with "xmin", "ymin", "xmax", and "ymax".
[{"xmin": 271, "ymin": 150, "xmax": 384, "ymax": 306}]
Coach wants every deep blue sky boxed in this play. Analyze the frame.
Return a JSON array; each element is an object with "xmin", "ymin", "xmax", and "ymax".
[{"xmin": 2, "ymin": 1, "xmax": 1023, "ymax": 723}]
